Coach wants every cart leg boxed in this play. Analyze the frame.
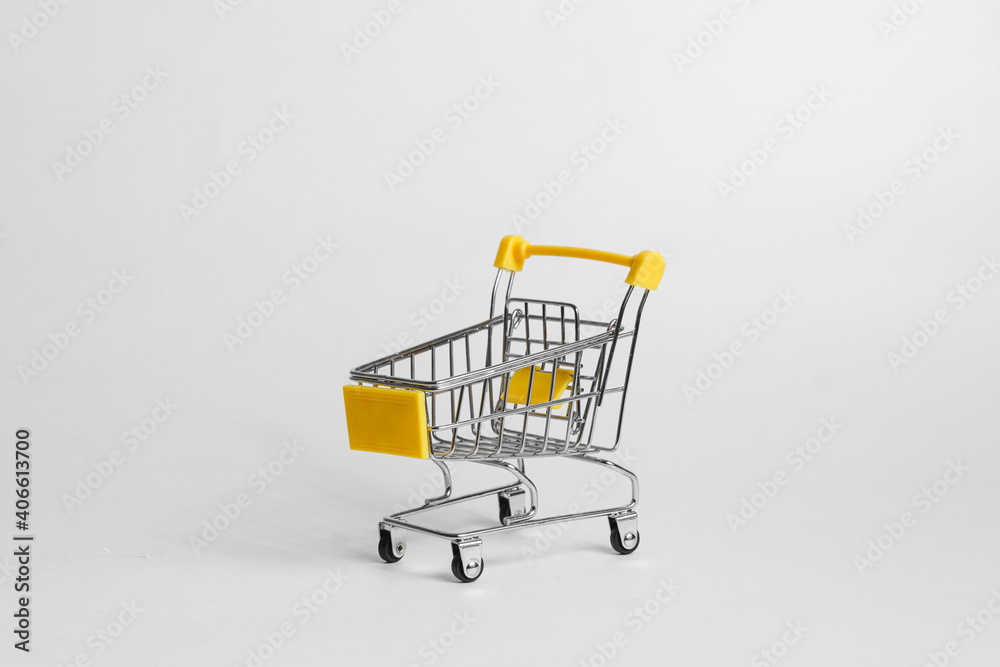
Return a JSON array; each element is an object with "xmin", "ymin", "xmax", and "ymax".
[
  {"xmin": 450, "ymin": 538, "xmax": 484, "ymax": 583},
  {"xmin": 608, "ymin": 511, "xmax": 640, "ymax": 555},
  {"xmin": 378, "ymin": 522, "xmax": 407, "ymax": 563},
  {"xmin": 476, "ymin": 458, "xmax": 538, "ymax": 522},
  {"xmin": 423, "ymin": 459, "xmax": 453, "ymax": 504}
]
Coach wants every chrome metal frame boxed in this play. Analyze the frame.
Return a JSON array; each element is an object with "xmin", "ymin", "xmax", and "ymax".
[
  {"xmin": 352, "ymin": 268, "xmax": 652, "ymax": 578},
  {"xmin": 380, "ymin": 454, "xmax": 638, "ymax": 540}
]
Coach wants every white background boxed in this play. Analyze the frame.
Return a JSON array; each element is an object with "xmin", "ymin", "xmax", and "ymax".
[{"xmin": 2, "ymin": 1, "xmax": 999, "ymax": 665}]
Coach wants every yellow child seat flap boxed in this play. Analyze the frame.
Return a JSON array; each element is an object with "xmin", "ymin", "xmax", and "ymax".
[
  {"xmin": 504, "ymin": 366, "xmax": 573, "ymax": 407},
  {"xmin": 344, "ymin": 385, "xmax": 429, "ymax": 459}
]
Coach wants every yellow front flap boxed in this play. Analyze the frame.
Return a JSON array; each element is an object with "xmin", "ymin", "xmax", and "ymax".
[
  {"xmin": 344, "ymin": 385, "xmax": 429, "ymax": 459},
  {"xmin": 505, "ymin": 366, "xmax": 573, "ymax": 406}
]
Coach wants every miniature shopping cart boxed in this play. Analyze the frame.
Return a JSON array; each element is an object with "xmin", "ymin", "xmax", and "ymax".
[{"xmin": 343, "ymin": 236, "xmax": 664, "ymax": 582}]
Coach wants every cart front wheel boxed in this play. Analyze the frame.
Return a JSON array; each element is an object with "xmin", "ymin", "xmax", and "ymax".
[
  {"xmin": 450, "ymin": 540, "xmax": 484, "ymax": 583},
  {"xmin": 451, "ymin": 554, "xmax": 484, "ymax": 582},
  {"xmin": 378, "ymin": 527, "xmax": 404, "ymax": 563},
  {"xmin": 609, "ymin": 523, "xmax": 640, "ymax": 555}
]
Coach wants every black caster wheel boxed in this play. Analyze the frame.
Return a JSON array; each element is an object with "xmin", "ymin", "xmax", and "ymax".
[
  {"xmin": 498, "ymin": 494, "xmax": 512, "ymax": 524},
  {"xmin": 378, "ymin": 528, "xmax": 403, "ymax": 563},
  {"xmin": 609, "ymin": 519, "xmax": 640, "ymax": 555},
  {"xmin": 450, "ymin": 543, "xmax": 484, "ymax": 583}
]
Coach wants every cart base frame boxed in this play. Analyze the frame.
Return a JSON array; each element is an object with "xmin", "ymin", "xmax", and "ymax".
[{"xmin": 376, "ymin": 454, "xmax": 641, "ymax": 582}]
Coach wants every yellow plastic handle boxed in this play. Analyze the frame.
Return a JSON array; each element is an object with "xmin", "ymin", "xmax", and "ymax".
[{"xmin": 493, "ymin": 236, "xmax": 665, "ymax": 290}]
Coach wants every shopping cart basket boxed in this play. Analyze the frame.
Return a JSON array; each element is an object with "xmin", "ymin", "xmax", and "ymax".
[{"xmin": 343, "ymin": 235, "xmax": 664, "ymax": 582}]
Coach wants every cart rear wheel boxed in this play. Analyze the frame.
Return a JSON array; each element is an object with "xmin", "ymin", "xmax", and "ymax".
[
  {"xmin": 498, "ymin": 494, "xmax": 512, "ymax": 524},
  {"xmin": 609, "ymin": 522, "xmax": 640, "ymax": 555},
  {"xmin": 498, "ymin": 488, "xmax": 527, "ymax": 525},
  {"xmin": 378, "ymin": 528, "xmax": 404, "ymax": 563}
]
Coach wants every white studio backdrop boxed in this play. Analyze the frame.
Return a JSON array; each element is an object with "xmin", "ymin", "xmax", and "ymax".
[{"xmin": 1, "ymin": 1, "xmax": 999, "ymax": 665}]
